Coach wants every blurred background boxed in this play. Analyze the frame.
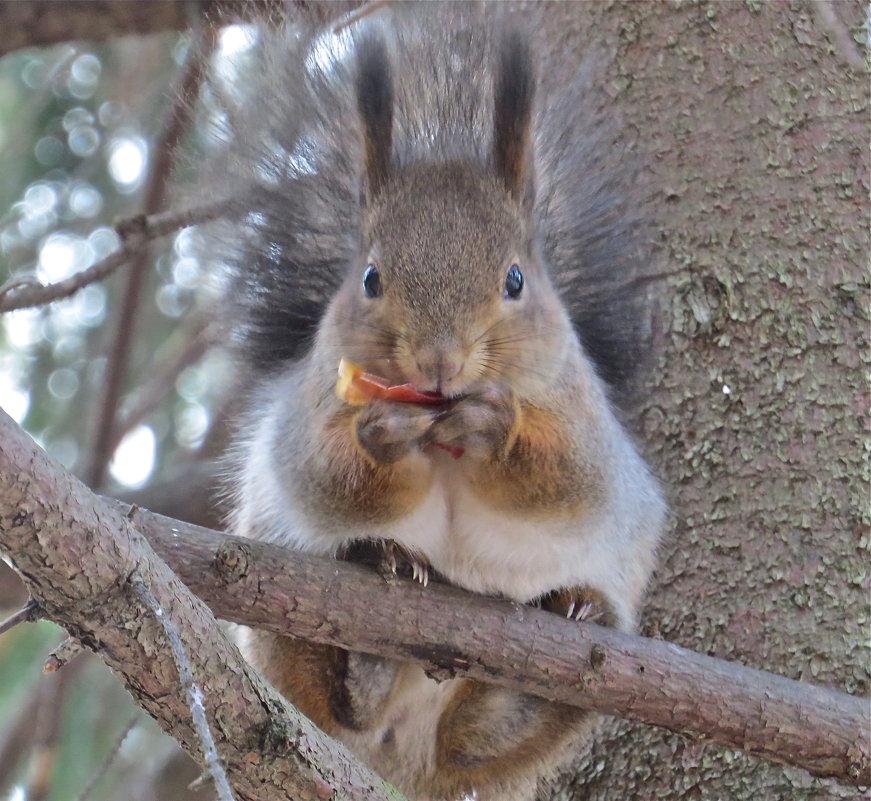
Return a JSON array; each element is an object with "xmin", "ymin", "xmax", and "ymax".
[
  {"xmin": 0, "ymin": 3, "xmax": 867, "ymax": 801},
  {"xmin": 0, "ymin": 22, "xmax": 263, "ymax": 801}
]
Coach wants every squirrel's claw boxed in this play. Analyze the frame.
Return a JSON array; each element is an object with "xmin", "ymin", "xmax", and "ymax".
[
  {"xmin": 539, "ymin": 586, "xmax": 617, "ymax": 628},
  {"xmin": 411, "ymin": 561, "xmax": 429, "ymax": 586},
  {"xmin": 564, "ymin": 598, "xmax": 598, "ymax": 621},
  {"xmin": 574, "ymin": 599, "xmax": 598, "ymax": 622},
  {"xmin": 377, "ymin": 540, "xmax": 432, "ymax": 587}
]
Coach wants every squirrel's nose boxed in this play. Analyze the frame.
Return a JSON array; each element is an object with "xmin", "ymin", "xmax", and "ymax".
[{"xmin": 414, "ymin": 347, "xmax": 464, "ymax": 392}]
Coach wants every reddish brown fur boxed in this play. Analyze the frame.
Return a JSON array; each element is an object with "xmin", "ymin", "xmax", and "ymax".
[
  {"xmin": 471, "ymin": 404, "xmax": 605, "ymax": 517},
  {"xmin": 304, "ymin": 407, "xmax": 430, "ymax": 525}
]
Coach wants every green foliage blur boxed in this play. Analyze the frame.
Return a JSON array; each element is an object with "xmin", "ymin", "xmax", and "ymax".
[{"xmin": 0, "ymin": 26, "xmax": 246, "ymax": 801}]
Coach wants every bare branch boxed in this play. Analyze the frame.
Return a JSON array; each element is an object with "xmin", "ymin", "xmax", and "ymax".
[
  {"xmin": 107, "ymin": 314, "xmax": 218, "ymax": 456},
  {"xmin": 0, "ymin": 653, "xmax": 88, "ymax": 797},
  {"xmin": 0, "ymin": 690, "xmax": 39, "ymax": 794},
  {"xmin": 0, "ymin": 2, "xmax": 271, "ymax": 57},
  {"xmin": 0, "ymin": 408, "xmax": 404, "ymax": 801},
  {"xmin": 0, "ymin": 1, "xmax": 370, "ymax": 58},
  {"xmin": 1, "ymin": 406, "xmax": 868, "ymax": 787},
  {"xmin": 131, "ymin": 578, "xmax": 236, "ymax": 801},
  {"xmin": 73, "ymin": 714, "xmax": 139, "ymax": 801},
  {"xmin": 333, "ymin": 1, "xmax": 393, "ymax": 34},
  {"xmin": 138, "ymin": 509, "xmax": 871, "ymax": 788},
  {"xmin": 0, "ymin": 599, "xmax": 39, "ymax": 636},
  {"xmin": 43, "ymin": 636, "xmax": 83, "ymax": 673},
  {"xmin": 24, "ymin": 658, "xmax": 80, "ymax": 801},
  {"xmin": 0, "ymin": 205, "xmax": 226, "ymax": 313}
]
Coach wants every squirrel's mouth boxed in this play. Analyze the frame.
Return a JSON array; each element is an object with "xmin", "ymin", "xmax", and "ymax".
[
  {"xmin": 407, "ymin": 347, "xmax": 469, "ymax": 396},
  {"xmin": 336, "ymin": 358, "xmax": 464, "ymax": 407},
  {"xmin": 342, "ymin": 343, "xmax": 476, "ymax": 398}
]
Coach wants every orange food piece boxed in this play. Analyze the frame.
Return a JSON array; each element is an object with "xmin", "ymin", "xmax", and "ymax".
[
  {"xmin": 336, "ymin": 359, "xmax": 446, "ymax": 406},
  {"xmin": 336, "ymin": 359, "xmax": 464, "ymax": 458}
]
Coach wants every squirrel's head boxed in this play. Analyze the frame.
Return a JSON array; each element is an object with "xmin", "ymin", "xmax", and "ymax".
[{"xmin": 324, "ymin": 31, "xmax": 573, "ymax": 397}]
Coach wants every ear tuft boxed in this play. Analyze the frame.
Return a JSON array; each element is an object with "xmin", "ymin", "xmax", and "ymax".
[
  {"xmin": 356, "ymin": 36, "xmax": 393, "ymax": 200},
  {"xmin": 493, "ymin": 32, "xmax": 535, "ymax": 200}
]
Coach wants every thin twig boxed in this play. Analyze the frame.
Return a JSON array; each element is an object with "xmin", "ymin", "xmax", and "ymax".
[
  {"xmin": 86, "ymin": 27, "xmax": 218, "ymax": 490},
  {"xmin": 0, "ymin": 655, "xmax": 88, "ymax": 799},
  {"xmin": 0, "ymin": 689, "xmax": 40, "ymax": 794},
  {"xmin": 333, "ymin": 0, "xmax": 392, "ymax": 33},
  {"xmin": 130, "ymin": 580, "xmax": 235, "ymax": 801},
  {"xmin": 73, "ymin": 713, "xmax": 140, "ymax": 801},
  {"xmin": 106, "ymin": 314, "xmax": 219, "ymax": 456},
  {"xmin": 43, "ymin": 636, "xmax": 84, "ymax": 673},
  {"xmin": 24, "ymin": 661, "xmax": 79, "ymax": 801},
  {"xmin": 0, "ymin": 205, "xmax": 225, "ymax": 313},
  {"xmin": 0, "ymin": 599, "xmax": 39, "ymax": 636}
]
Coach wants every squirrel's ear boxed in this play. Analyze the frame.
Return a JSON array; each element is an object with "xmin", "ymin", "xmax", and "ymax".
[
  {"xmin": 493, "ymin": 32, "xmax": 535, "ymax": 202},
  {"xmin": 356, "ymin": 35, "xmax": 393, "ymax": 201}
]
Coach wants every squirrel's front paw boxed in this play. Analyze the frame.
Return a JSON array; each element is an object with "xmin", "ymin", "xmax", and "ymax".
[
  {"xmin": 354, "ymin": 400, "xmax": 435, "ymax": 464},
  {"xmin": 431, "ymin": 387, "xmax": 518, "ymax": 460},
  {"xmin": 338, "ymin": 538, "xmax": 433, "ymax": 585},
  {"xmin": 376, "ymin": 540, "xmax": 432, "ymax": 586},
  {"xmin": 539, "ymin": 586, "xmax": 618, "ymax": 628}
]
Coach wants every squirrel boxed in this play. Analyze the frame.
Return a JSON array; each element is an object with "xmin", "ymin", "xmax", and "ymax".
[{"xmin": 209, "ymin": 4, "xmax": 666, "ymax": 800}]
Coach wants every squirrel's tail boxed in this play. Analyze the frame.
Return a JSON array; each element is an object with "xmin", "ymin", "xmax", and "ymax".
[
  {"xmin": 196, "ymin": 21, "xmax": 364, "ymax": 371},
  {"xmin": 535, "ymin": 67, "xmax": 654, "ymax": 399}
]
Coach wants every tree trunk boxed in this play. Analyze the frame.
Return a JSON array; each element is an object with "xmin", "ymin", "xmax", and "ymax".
[{"xmin": 526, "ymin": 2, "xmax": 868, "ymax": 799}]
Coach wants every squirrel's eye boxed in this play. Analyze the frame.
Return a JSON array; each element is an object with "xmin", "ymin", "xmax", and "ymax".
[
  {"xmin": 363, "ymin": 264, "xmax": 382, "ymax": 298},
  {"xmin": 504, "ymin": 265, "xmax": 523, "ymax": 299}
]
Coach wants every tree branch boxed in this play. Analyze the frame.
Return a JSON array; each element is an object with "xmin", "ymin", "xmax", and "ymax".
[
  {"xmin": 0, "ymin": 205, "xmax": 225, "ymax": 313},
  {"xmin": 139, "ymin": 509, "xmax": 871, "ymax": 789},
  {"xmin": 130, "ymin": 578, "xmax": 235, "ymax": 801},
  {"xmin": 0, "ymin": 1, "xmax": 254, "ymax": 57},
  {"xmin": 85, "ymin": 28, "xmax": 216, "ymax": 491},
  {"xmin": 0, "ymin": 652, "xmax": 87, "ymax": 797},
  {"xmin": 0, "ymin": 0, "xmax": 363, "ymax": 58},
  {"xmin": 106, "ymin": 313, "xmax": 218, "ymax": 457},
  {"xmin": 0, "ymin": 600, "xmax": 39, "ymax": 636},
  {"xmin": 0, "ymin": 408, "xmax": 403, "ymax": 801},
  {"xmin": 0, "ymin": 410, "xmax": 867, "ymax": 788},
  {"xmin": 73, "ymin": 713, "xmax": 139, "ymax": 801}
]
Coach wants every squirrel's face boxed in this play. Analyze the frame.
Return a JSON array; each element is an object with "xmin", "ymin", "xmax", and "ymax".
[{"xmin": 327, "ymin": 163, "xmax": 571, "ymax": 397}]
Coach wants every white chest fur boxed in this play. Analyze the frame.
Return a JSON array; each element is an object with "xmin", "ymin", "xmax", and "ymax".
[
  {"xmin": 312, "ymin": 447, "xmax": 653, "ymax": 630},
  {"xmin": 238, "ymin": 405, "xmax": 661, "ymax": 629}
]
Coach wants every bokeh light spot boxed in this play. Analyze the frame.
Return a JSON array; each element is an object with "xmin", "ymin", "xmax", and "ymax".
[
  {"xmin": 107, "ymin": 137, "xmax": 147, "ymax": 190},
  {"xmin": 109, "ymin": 424, "xmax": 156, "ymax": 488}
]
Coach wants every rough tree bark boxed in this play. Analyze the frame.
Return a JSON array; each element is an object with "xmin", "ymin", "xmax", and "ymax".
[
  {"xmin": 0, "ymin": 1, "xmax": 360, "ymax": 57},
  {"xmin": 127, "ymin": 500, "xmax": 871, "ymax": 788},
  {"xmin": 523, "ymin": 2, "xmax": 869, "ymax": 800},
  {"xmin": 2, "ymin": 409, "xmax": 867, "ymax": 793}
]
